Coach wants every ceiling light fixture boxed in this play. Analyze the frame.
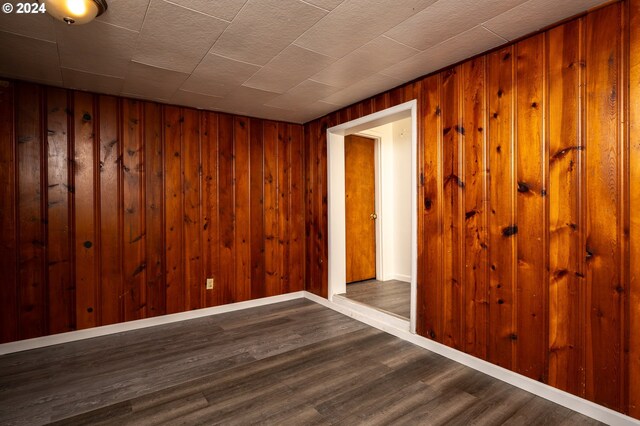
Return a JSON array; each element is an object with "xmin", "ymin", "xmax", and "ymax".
[{"xmin": 42, "ymin": 0, "xmax": 108, "ymax": 25}]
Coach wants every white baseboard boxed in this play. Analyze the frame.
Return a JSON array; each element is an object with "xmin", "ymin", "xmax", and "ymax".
[
  {"xmin": 1, "ymin": 289, "xmax": 638, "ymax": 425},
  {"xmin": 392, "ymin": 274, "xmax": 411, "ymax": 282},
  {"xmin": 303, "ymin": 291, "xmax": 640, "ymax": 426},
  {"xmin": 0, "ymin": 292, "xmax": 305, "ymax": 356}
]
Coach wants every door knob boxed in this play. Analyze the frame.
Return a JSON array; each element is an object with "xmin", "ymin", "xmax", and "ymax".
[{"xmin": 370, "ymin": 213, "xmax": 377, "ymax": 220}]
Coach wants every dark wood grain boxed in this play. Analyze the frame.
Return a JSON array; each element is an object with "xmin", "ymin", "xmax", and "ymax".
[
  {"xmin": 461, "ymin": 57, "xmax": 488, "ymax": 360},
  {"xmin": 218, "ymin": 114, "xmax": 236, "ymax": 304},
  {"xmin": 17, "ymin": 83, "xmax": 46, "ymax": 339},
  {"xmin": 289, "ymin": 124, "xmax": 305, "ymax": 292},
  {"xmin": 263, "ymin": 120, "xmax": 279, "ymax": 297},
  {"xmin": 514, "ymin": 33, "xmax": 547, "ymax": 382},
  {"xmin": 144, "ymin": 101, "xmax": 165, "ymax": 317},
  {"xmin": 277, "ymin": 123, "xmax": 290, "ymax": 294},
  {"xmin": 47, "ymin": 87, "xmax": 74, "ymax": 335},
  {"xmin": 547, "ymin": 18, "xmax": 585, "ymax": 397},
  {"xmin": 122, "ymin": 99, "xmax": 145, "ymax": 321},
  {"xmin": 0, "ymin": 80, "xmax": 18, "ymax": 343},
  {"xmin": 98, "ymin": 95, "xmax": 122, "ymax": 326},
  {"xmin": 584, "ymin": 3, "xmax": 624, "ymax": 411},
  {"xmin": 249, "ymin": 118, "xmax": 265, "ymax": 299},
  {"xmin": 234, "ymin": 116, "xmax": 251, "ymax": 302},
  {"xmin": 1, "ymin": 85, "xmax": 305, "ymax": 343},
  {"xmin": 202, "ymin": 112, "xmax": 220, "ymax": 308},
  {"xmin": 486, "ymin": 46, "xmax": 516, "ymax": 371},
  {"xmin": 630, "ymin": 0, "xmax": 640, "ymax": 417},
  {"xmin": 163, "ymin": 106, "xmax": 184, "ymax": 314},
  {"xmin": 441, "ymin": 67, "xmax": 464, "ymax": 350},
  {"xmin": 73, "ymin": 91, "xmax": 98, "ymax": 330},
  {"xmin": 183, "ymin": 108, "xmax": 202, "ymax": 310},
  {"xmin": 419, "ymin": 75, "xmax": 443, "ymax": 341}
]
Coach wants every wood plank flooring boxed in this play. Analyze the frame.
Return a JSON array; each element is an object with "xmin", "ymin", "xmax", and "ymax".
[
  {"xmin": 343, "ymin": 279, "xmax": 411, "ymax": 319},
  {"xmin": 0, "ymin": 299, "xmax": 601, "ymax": 425}
]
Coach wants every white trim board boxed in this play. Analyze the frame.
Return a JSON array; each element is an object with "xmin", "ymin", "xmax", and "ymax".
[
  {"xmin": 0, "ymin": 292, "xmax": 306, "ymax": 355},
  {"xmin": 304, "ymin": 291, "xmax": 640, "ymax": 426}
]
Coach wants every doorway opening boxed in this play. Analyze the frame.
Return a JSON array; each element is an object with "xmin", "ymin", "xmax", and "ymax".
[{"xmin": 327, "ymin": 100, "xmax": 417, "ymax": 333}]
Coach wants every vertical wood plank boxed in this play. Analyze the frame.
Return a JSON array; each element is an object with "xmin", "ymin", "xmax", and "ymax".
[
  {"xmin": 122, "ymin": 99, "xmax": 145, "ymax": 321},
  {"xmin": 73, "ymin": 91, "xmax": 98, "ymax": 330},
  {"xmin": 202, "ymin": 112, "xmax": 220, "ymax": 307},
  {"xmin": 46, "ymin": 87, "xmax": 74, "ymax": 335},
  {"xmin": 289, "ymin": 124, "xmax": 305, "ymax": 292},
  {"xmin": 461, "ymin": 57, "xmax": 489, "ymax": 360},
  {"xmin": 487, "ymin": 46, "xmax": 516, "ymax": 370},
  {"xmin": 17, "ymin": 83, "xmax": 47, "ymax": 339},
  {"xmin": 547, "ymin": 18, "xmax": 586, "ymax": 396},
  {"xmin": 0, "ymin": 80, "xmax": 18, "ymax": 342},
  {"xmin": 249, "ymin": 118, "xmax": 265, "ymax": 299},
  {"xmin": 304, "ymin": 120, "xmax": 316, "ymax": 295},
  {"xmin": 218, "ymin": 114, "xmax": 235, "ymax": 303},
  {"xmin": 183, "ymin": 109, "xmax": 202, "ymax": 310},
  {"xmin": 263, "ymin": 121, "xmax": 279, "ymax": 296},
  {"xmin": 419, "ymin": 75, "xmax": 443, "ymax": 340},
  {"xmin": 515, "ymin": 34, "xmax": 547, "ymax": 382},
  {"xmin": 234, "ymin": 116, "xmax": 251, "ymax": 301},
  {"xmin": 319, "ymin": 117, "xmax": 329, "ymax": 298},
  {"xmin": 441, "ymin": 67, "xmax": 464, "ymax": 350},
  {"xmin": 277, "ymin": 123, "xmax": 290, "ymax": 294},
  {"xmin": 163, "ymin": 106, "xmax": 184, "ymax": 314},
  {"xmin": 629, "ymin": 0, "xmax": 640, "ymax": 417},
  {"xmin": 584, "ymin": 3, "xmax": 624, "ymax": 411},
  {"xmin": 98, "ymin": 95, "xmax": 122, "ymax": 326},
  {"xmin": 144, "ymin": 102, "xmax": 165, "ymax": 317}
]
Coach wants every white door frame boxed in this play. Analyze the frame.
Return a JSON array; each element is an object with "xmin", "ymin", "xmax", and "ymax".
[{"xmin": 326, "ymin": 100, "xmax": 418, "ymax": 333}]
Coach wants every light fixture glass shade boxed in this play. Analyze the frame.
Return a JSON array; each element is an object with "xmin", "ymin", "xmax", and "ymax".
[{"xmin": 43, "ymin": 0, "xmax": 107, "ymax": 25}]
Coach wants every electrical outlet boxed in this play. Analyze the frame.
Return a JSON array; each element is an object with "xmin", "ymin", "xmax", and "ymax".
[{"xmin": 206, "ymin": 278, "xmax": 214, "ymax": 290}]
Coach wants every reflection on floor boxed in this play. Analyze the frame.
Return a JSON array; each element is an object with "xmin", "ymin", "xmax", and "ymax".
[{"xmin": 342, "ymin": 279, "xmax": 410, "ymax": 319}]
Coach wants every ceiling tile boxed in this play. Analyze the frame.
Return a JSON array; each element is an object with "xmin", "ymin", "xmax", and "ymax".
[
  {"xmin": 133, "ymin": 0, "xmax": 229, "ymax": 73},
  {"xmin": 243, "ymin": 45, "xmax": 336, "ymax": 93},
  {"xmin": 385, "ymin": 0, "xmax": 527, "ymax": 50},
  {"xmin": 180, "ymin": 53, "xmax": 260, "ymax": 96},
  {"xmin": 171, "ymin": 89, "xmax": 223, "ymax": 109},
  {"xmin": 265, "ymin": 79, "xmax": 340, "ymax": 109},
  {"xmin": 123, "ymin": 61, "xmax": 190, "ymax": 101},
  {"xmin": 165, "ymin": 0, "xmax": 248, "ymax": 21},
  {"xmin": 308, "ymin": 36, "xmax": 418, "ymax": 88},
  {"xmin": 0, "ymin": 31, "xmax": 61, "ymax": 84},
  {"xmin": 483, "ymin": 0, "xmax": 605, "ymax": 40},
  {"xmin": 210, "ymin": 0, "xmax": 327, "ymax": 66},
  {"xmin": 61, "ymin": 68, "xmax": 124, "ymax": 95},
  {"xmin": 96, "ymin": 0, "xmax": 151, "ymax": 31},
  {"xmin": 321, "ymin": 73, "xmax": 403, "ymax": 106},
  {"xmin": 381, "ymin": 25, "xmax": 506, "ymax": 82},
  {"xmin": 283, "ymin": 100, "xmax": 340, "ymax": 122},
  {"xmin": 293, "ymin": 0, "xmax": 437, "ymax": 59},
  {"xmin": 0, "ymin": 9, "xmax": 56, "ymax": 41},
  {"xmin": 310, "ymin": 59, "xmax": 375, "ymax": 88},
  {"xmin": 56, "ymin": 20, "xmax": 138, "ymax": 77}
]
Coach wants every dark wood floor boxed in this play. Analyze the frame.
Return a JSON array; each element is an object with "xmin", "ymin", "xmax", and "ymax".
[
  {"xmin": 0, "ymin": 299, "xmax": 601, "ymax": 425},
  {"xmin": 343, "ymin": 279, "xmax": 411, "ymax": 319}
]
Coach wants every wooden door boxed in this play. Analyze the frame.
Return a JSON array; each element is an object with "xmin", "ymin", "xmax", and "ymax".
[{"xmin": 345, "ymin": 135, "xmax": 376, "ymax": 283}]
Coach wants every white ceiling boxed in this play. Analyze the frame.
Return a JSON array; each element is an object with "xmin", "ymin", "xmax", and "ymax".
[{"xmin": 0, "ymin": 0, "xmax": 606, "ymax": 123}]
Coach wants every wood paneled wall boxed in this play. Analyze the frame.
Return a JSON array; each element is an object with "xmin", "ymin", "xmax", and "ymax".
[
  {"xmin": 0, "ymin": 81, "xmax": 304, "ymax": 342},
  {"xmin": 305, "ymin": 0, "xmax": 640, "ymax": 418}
]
